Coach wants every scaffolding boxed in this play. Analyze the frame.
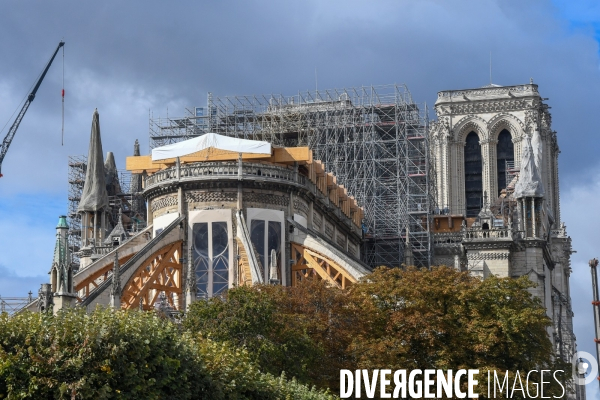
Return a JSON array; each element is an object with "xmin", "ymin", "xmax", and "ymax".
[
  {"xmin": 108, "ymin": 171, "xmax": 147, "ymax": 233},
  {"xmin": 505, "ymin": 160, "xmax": 520, "ymax": 191},
  {"xmin": 553, "ymin": 287, "xmax": 576, "ymax": 361},
  {"xmin": 68, "ymin": 155, "xmax": 87, "ymax": 269},
  {"xmin": 149, "ymin": 84, "xmax": 434, "ymax": 268},
  {"xmin": 0, "ymin": 293, "xmax": 33, "ymax": 315}
]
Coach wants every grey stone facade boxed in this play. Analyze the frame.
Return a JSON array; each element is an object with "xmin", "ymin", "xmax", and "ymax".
[{"xmin": 430, "ymin": 83, "xmax": 579, "ymax": 398}]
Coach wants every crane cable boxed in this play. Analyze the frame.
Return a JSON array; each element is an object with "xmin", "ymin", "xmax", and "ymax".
[{"xmin": 61, "ymin": 43, "xmax": 65, "ymax": 146}]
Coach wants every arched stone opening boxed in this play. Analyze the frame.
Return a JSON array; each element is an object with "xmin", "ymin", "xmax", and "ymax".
[
  {"xmin": 464, "ymin": 131, "xmax": 483, "ymax": 217},
  {"xmin": 496, "ymin": 129, "xmax": 514, "ymax": 196},
  {"xmin": 51, "ymin": 268, "xmax": 57, "ymax": 292}
]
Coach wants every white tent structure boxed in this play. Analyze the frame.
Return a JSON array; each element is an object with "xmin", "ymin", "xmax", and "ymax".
[{"xmin": 152, "ymin": 132, "xmax": 272, "ymax": 161}]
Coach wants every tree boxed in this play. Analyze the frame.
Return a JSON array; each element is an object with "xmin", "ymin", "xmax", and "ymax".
[
  {"xmin": 0, "ymin": 308, "xmax": 336, "ymax": 400},
  {"xmin": 0, "ymin": 308, "xmax": 215, "ymax": 399},
  {"xmin": 183, "ymin": 284, "xmax": 323, "ymax": 384},
  {"xmin": 185, "ymin": 267, "xmax": 571, "ymax": 398},
  {"xmin": 347, "ymin": 266, "xmax": 571, "ymax": 398}
]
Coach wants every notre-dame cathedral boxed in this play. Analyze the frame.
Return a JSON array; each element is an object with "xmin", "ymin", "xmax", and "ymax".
[{"xmin": 24, "ymin": 79, "xmax": 581, "ymax": 399}]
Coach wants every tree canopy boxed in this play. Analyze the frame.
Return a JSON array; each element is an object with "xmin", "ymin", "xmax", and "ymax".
[
  {"xmin": 0, "ymin": 308, "xmax": 335, "ymax": 400},
  {"xmin": 184, "ymin": 266, "xmax": 570, "ymax": 398},
  {"xmin": 0, "ymin": 266, "xmax": 568, "ymax": 399}
]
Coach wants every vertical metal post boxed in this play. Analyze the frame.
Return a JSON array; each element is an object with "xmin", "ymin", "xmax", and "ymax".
[
  {"xmin": 237, "ymin": 153, "xmax": 243, "ymax": 210},
  {"xmin": 532, "ymin": 198, "xmax": 536, "ymax": 238},
  {"xmin": 589, "ymin": 258, "xmax": 600, "ymax": 389}
]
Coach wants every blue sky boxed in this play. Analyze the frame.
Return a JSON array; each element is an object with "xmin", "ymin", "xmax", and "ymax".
[{"xmin": 0, "ymin": 1, "xmax": 599, "ymax": 396}]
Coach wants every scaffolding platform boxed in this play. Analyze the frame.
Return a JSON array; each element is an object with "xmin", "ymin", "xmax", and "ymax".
[{"xmin": 148, "ymin": 85, "xmax": 435, "ymax": 268}]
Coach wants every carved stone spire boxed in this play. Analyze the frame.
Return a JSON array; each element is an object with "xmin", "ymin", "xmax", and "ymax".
[
  {"xmin": 269, "ymin": 248, "xmax": 279, "ymax": 284},
  {"xmin": 104, "ymin": 151, "xmax": 121, "ymax": 197},
  {"xmin": 185, "ymin": 257, "xmax": 197, "ymax": 310},
  {"xmin": 51, "ymin": 215, "xmax": 77, "ymax": 314},
  {"xmin": 110, "ymin": 250, "xmax": 121, "ymax": 309},
  {"xmin": 130, "ymin": 139, "xmax": 146, "ymax": 224},
  {"xmin": 78, "ymin": 109, "xmax": 109, "ymax": 213},
  {"xmin": 51, "ymin": 215, "xmax": 71, "ymax": 293},
  {"xmin": 37, "ymin": 283, "xmax": 53, "ymax": 313},
  {"xmin": 104, "ymin": 208, "xmax": 129, "ymax": 245}
]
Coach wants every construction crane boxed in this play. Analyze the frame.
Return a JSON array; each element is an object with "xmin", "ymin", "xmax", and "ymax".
[{"xmin": 0, "ymin": 40, "xmax": 65, "ymax": 178}]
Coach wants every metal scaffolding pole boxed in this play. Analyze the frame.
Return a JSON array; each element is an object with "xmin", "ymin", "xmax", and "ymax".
[
  {"xmin": 590, "ymin": 258, "xmax": 600, "ymax": 390},
  {"xmin": 149, "ymin": 84, "xmax": 435, "ymax": 268}
]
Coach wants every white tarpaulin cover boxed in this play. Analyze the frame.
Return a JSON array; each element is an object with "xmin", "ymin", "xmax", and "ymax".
[
  {"xmin": 77, "ymin": 109, "xmax": 109, "ymax": 212},
  {"xmin": 514, "ymin": 134, "xmax": 545, "ymax": 198},
  {"xmin": 151, "ymin": 132, "xmax": 272, "ymax": 161}
]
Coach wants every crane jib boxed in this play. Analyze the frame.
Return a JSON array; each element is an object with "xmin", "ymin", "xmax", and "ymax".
[{"xmin": 0, "ymin": 41, "xmax": 65, "ymax": 178}]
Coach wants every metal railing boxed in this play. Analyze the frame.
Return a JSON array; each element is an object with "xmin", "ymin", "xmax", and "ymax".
[
  {"xmin": 432, "ymin": 232, "xmax": 464, "ymax": 246},
  {"xmin": 0, "ymin": 293, "xmax": 33, "ymax": 315}
]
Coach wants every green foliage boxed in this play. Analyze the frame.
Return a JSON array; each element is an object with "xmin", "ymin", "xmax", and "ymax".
[
  {"xmin": 184, "ymin": 285, "xmax": 323, "ymax": 383},
  {"xmin": 197, "ymin": 337, "xmax": 335, "ymax": 400},
  {"xmin": 1, "ymin": 267, "xmax": 566, "ymax": 399},
  {"xmin": 185, "ymin": 267, "xmax": 571, "ymax": 398},
  {"xmin": 348, "ymin": 266, "xmax": 571, "ymax": 399},
  {"xmin": 0, "ymin": 307, "xmax": 215, "ymax": 399},
  {"xmin": 0, "ymin": 308, "xmax": 335, "ymax": 400}
]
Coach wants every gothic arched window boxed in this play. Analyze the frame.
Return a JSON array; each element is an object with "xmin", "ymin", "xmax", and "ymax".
[
  {"xmin": 464, "ymin": 131, "xmax": 483, "ymax": 217},
  {"xmin": 496, "ymin": 129, "xmax": 514, "ymax": 196},
  {"xmin": 193, "ymin": 221, "xmax": 230, "ymax": 299}
]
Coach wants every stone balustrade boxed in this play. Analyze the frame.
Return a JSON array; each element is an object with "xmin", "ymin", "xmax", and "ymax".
[
  {"xmin": 464, "ymin": 227, "xmax": 512, "ymax": 240},
  {"xmin": 433, "ymin": 227, "xmax": 517, "ymax": 245},
  {"xmin": 145, "ymin": 161, "xmax": 305, "ymax": 190}
]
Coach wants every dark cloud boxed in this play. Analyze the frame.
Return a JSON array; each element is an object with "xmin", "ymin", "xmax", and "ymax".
[{"xmin": 0, "ymin": 0, "xmax": 598, "ymax": 191}]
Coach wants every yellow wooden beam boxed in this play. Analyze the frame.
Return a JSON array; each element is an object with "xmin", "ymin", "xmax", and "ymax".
[
  {"xmin": 314, "ymin": 160, "xmax": 325, "ymax": 176},
  {"xmin": 127, "ymin": 147, "xmax": 313, "ymax": 173},
  {"xmin": 290, "ymin": 243, "xmax": 358, "ymax": 290},
  {"xmin": 326, "ymin": 172, "xmax": 336, "ymax": 187},
  {"xmin": 338, "ymin": 186, "xmax": 347, "ymax": 200},
  {"xmin": 126, "ymin": 155, "xmax": 153, "ymax": 171},
  {"xmin": 272, "ymin": 147, "xmax": 312, "ymax": 163},
  {"xmin": 179, "ymin": 148, "xmax": 268, "ymax": 163}
]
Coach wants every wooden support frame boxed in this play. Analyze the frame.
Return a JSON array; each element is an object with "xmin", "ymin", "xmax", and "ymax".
[
  {"xmin": 120, "ymin": 241, "xmax": 183, "ymax": 310},
  {"xmin": 236, "ymin": 238, "xmax": 253, "ymax": 287},
  {"xmin": 126, "ymin": 147, "xmax": 312, "ymax": 172},
  {"xmin": 290, "ymin": 243, "xmax": 357, "ymax": 289},
  {"xmin": 75, "ymin": 254, "xmax": 134, "ymax": 299}
]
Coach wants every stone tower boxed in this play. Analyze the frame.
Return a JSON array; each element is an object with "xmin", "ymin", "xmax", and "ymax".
[
  {"xmin": 430, "ymin": 82, "xmax": 560, "ymax": 220},
  {"xmin": 429, "ymin": 83, "xmax": 577, "ymax": 385},
  {"xmin": 50, "ymin": 215, "xmax": 76, "ymax": 312},
  {"xmin": 78, "ymin": 109, "xmax": 109, "ymax": 269}
]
